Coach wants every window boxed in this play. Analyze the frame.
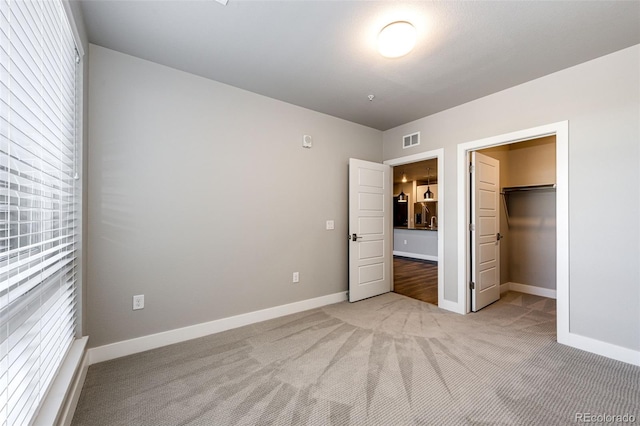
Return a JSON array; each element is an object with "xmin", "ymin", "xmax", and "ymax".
[{"xmin": 0, "ymin": 0, "xmax": 81, "ymax": 424}]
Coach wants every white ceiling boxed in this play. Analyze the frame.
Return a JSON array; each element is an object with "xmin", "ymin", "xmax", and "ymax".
[{"xmin": 79, "ymin": 0, "xmax": 640, "ymax": 131}]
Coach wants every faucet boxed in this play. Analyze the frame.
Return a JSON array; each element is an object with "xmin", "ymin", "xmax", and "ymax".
[{"xmin": 430, "ymin": 216, "xmax": 438, "ymax": 229}]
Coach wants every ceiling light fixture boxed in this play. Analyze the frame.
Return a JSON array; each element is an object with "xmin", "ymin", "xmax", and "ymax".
[
  {"xmin": 377, "ymin": 21, "xmax": 416, "ymax": 58},
  {"xmin": 424, "ymin": 167, "xmax": 434, "ymax": 200},
  {"xmin": 401, "ymin": 172, "xmax": 407, "ymax": 183}
]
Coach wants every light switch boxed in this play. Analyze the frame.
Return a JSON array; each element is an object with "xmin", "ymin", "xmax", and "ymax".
[{"xmin": 326, "ymin": 220, "xmax": 335, "ymax": 230}]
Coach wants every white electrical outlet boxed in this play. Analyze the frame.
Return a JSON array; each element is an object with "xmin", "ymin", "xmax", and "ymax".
[
  {"xmin": 293, "ymin": 272, "xmax": 299, "ymax": 283},
  {"xmin": 326, "ymin": 220, "xmax": 334, "ymax": 230},
  {"xmin": 133, "ymin": 294, "xmax": 144, "ymax": 310}
]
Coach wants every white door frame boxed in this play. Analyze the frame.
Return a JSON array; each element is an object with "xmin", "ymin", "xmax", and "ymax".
[
  {"xmin": 384, "ymin": 148, "xmax": 451, "ymax": 311},
  {"xmin": 456, "ymin": 121, "xmax": 569, "ymax": 344}
]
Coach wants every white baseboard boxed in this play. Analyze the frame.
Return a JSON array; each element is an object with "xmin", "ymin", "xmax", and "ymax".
[
  {"xmin": 33, "ymin": 336, "xmax": 88, "ymax": 426},
  {"xmin": 502, "ymin": 283, "xmax": 637, "ymax": 366},
  {"xmin": 393, "ymin": 251, "xmax": 438, "ymax": 262},
  {"xmin": 559, "ymin": 331, "xmax": 640, "ymax": 367},
  {"xmin": 506, "ymin": 282, "xmax": 556, "ymax": 299},
  {"xmin": 87, "ymin": 291, "xmax": 348, "ymax": 365}
]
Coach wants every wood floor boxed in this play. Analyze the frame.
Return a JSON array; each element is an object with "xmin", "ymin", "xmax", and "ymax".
[{"xmin": 393, "ymin": 256, "xmax": 438, "ymax": 305}]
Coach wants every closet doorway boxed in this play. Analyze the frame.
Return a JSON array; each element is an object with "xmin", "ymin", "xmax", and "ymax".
[
  {"xmin": 456, "ymin": 121, "xmax": 569, "ymax": 342},
  {"xmin": 472, "ymin": 136, "xmax": 557, "ymax": 312}
]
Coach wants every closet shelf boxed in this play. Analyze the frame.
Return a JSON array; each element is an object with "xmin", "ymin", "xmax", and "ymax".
[
  {"xmin": 501, "ymin": 184, "xmax": 556, "ymax": 194},
  {"xmin": 501, "ymin": 184, "xmax": 556, "ymax": 227}
]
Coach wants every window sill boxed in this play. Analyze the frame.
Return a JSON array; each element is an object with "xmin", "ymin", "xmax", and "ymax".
[{"xmin": 33, "ymin": 336, "xmax": 89, "ymax": 426}]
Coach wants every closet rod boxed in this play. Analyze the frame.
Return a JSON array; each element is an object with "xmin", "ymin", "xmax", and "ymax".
[
  {"xmin": 501, "ymin": 183, "xmax": 556, "ymax": 194},
  {"xmin": 500, "ymin": 184, "xmax": 556, "ymax": 228}
]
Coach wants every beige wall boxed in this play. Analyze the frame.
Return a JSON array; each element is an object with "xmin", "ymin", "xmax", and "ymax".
[
  {"xmin": 507, "ymin": 190, "xmax": 556, "ymax": 290},
  {"xmin": 87, "ymin": 45, "xmax": 382, "ymax": 348},
  {"xmin": 383, "ymin": 45, "xmax": 640, "ymax": 351},
  {"xmin": 507, "ymin": 136, "xmax": 556, "ymax": 187},
  {"xmin": 505, "ymin": 137, "xmax": 556, "ymax": 290}
]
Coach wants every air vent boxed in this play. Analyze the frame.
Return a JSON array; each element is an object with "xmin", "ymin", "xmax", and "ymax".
[{"xmin": 403, "ymin": 132, "xmax": 420, "ymax": 149}]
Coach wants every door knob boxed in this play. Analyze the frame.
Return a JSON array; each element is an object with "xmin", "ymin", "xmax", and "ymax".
[
  {"xmin": 497, "ymin": 233, "xmax": 503, "ymax": 241},
  {"xmin": 350, "ymin": 233, "xmax": 359, "ymax": 241}
]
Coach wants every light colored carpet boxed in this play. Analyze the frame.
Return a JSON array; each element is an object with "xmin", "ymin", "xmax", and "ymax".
[{"xmin": 72, "ymin": 292, "xmax": 639, "ymax": 425}]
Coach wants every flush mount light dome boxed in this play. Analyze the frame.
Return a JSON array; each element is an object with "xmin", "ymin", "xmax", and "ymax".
[{"xmin": 378, "ymin": 21, "xmax": 416, "ymax": 58}]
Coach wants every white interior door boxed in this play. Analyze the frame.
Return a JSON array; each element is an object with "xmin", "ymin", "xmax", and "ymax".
[
  {"xmin": 471, "ymin": 151, "xmax": 501, "ymax": 311},
  {"xmin": 348, "ymin": 158, "xmax": 392, "ymax": 302}
]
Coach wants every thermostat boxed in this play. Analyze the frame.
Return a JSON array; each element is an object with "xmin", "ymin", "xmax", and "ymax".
[{"xmin": 303, "ymin": 135, "xmax": 313, "ymax": 148}]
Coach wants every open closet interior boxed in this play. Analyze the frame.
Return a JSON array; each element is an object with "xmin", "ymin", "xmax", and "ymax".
[{"xmin": 478, "ymin": 135, "xmax": 557, "ymax": 298}]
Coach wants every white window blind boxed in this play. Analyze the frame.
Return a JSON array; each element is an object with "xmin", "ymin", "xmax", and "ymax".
[{"xmin": 0, "ymin": 0, "xmax": 80, "ymax": 425}]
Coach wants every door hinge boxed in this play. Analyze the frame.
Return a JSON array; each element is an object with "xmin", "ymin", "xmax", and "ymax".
[
  {"xmin": 469, "ymin": 163, "xmax": 474, "ymax": 174},
  {"xmin": 469, "ymin": 223, "xmax": 475, "ymax": 232},
  {"xmin": 469, "ymin": 281, "xmax": 475, "ymax": 290},
  {"xmin": 75, "ymin": 48, "xmax": 81, "ymax": 64}
]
